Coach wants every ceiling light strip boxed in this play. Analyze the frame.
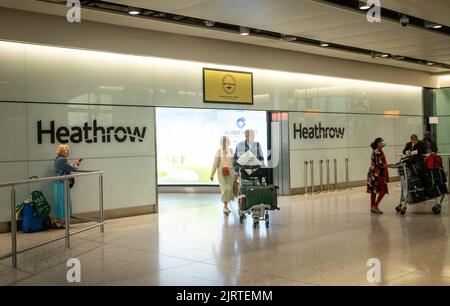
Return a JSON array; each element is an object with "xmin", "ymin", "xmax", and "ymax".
[{"xmin": 36, "ymin": 0, "xmax": 450, "ymax": 70}]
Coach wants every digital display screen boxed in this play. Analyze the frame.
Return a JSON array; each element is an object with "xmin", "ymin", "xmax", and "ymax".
[{"xmin": 156, "ymin": 108, "xmax": 267, "ymax": 185}]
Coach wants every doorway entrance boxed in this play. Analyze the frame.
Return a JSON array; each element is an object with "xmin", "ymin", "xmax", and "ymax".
[{"xmin": 155, "ymin": 107, "xmax": 269, "ymax": 190}]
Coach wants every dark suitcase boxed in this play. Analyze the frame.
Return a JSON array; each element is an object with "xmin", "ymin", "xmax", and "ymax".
[
  {"xmin": 427, "ymin": 182, "xmax": 448, "ymax": 197},
  {"xmin": 426, "ymin": 185, "xmax": 447, "ymax": 198},
  {"xmin": 401, "ymin": 155, "xmax": 426, "ymax": 177},
  {"xmin": 426, "ymin": 186, "xmax": 440, "ymax": 198},
  {"xmin": 424, "ymin": 169, "xmax": 448, "ymax": 198},
  {"xmin": 436, "ymin": 183, "xmax": 448, "ymax": 195},
  {"xmin": 407, "ymin": 178, "xmax": 426, "ymax": 204},
  {"xmin": 241, "ymin": 185, "xmax": 278, "ymax": 211},
  {"xmin": 429, "ymin": 169, "xmax": 447, "ymax": 184}
]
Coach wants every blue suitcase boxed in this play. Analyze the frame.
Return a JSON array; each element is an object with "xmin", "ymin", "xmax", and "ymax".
[{"xmin": 22, "ymin": 202, "xmax": 45, "ymax": 233}]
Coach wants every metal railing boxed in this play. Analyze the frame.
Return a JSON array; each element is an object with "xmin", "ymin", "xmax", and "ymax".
[
  {"xmin": 326, "ymin": 159, "xmax": 330, "ymax": 192},
  {"xmin": 0, "ymin": 170, "xmax": 106, "ymax": 269},
  {"xmin": 345, "ymin": 158, "xmax": 349, "ymax": 190},
  {"xmin": 333, "ymin": 159, "xmax": 338, "ymax": 191},
  {"xmin": 319, "ymin": 160, "xmax": 324, "ymax": 193},
  {"xmin": 303, "ymin": 158, "xmax": 350, "ymax": 194}
]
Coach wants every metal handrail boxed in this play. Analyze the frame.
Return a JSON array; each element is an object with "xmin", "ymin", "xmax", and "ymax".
[
  {"xmin": 395, "ymin": 153, "xmax": 450, "ymax": 157},
  {"xmin": 0, "ymin": 170, "xmax": 106, "ymax": 269},
  {"xmin": 345, "ymin": 158, "xmax": 349, "ymax": 190},
  {"xmin": 0, "ymin": 170, "xmax": 106, "ymax": 188}
]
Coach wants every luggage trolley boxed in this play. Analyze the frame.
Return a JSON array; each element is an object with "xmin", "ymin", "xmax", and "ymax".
[
  {"xmin": 395, "ymin": 157, "xmax": 447, "ymax": 215},
  {"xmin": 237, "ymin": 165, "xmax": 280, "ymax": 229}
]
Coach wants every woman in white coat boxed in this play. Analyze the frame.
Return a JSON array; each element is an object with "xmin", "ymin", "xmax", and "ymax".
[{"xmin": 210, "ymin": 136, "xmax": 236, "ymax": 215}]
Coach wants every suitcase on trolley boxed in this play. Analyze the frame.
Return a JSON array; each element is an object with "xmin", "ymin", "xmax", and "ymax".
[
  {"xmin": 427, "ymin": 183, "xmax": 448, "ymax": 198},
  {"xmin": 241, "ymin": 185, "xmax": 278, "ymax": 211},
  {"xmin": 407, "ymin": 177, "xmax": 426, "ymax": 204},
  {"xmin": 401, "ymin": 155, "xmax": 426, "ymax": 177},
  {"xmin": 430, "ymin": 168, "xmax": 447, "ymax": 184},
  {"xmin": 425, "ymin": 169, "xmax": 448, "ymax": 197},
  {"xmin": 422, "ymin": 168, "xmax": 447, "ymax": 197}
]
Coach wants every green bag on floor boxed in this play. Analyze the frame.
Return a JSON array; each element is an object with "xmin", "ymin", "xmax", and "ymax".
[
  {"xmin": 31, "ymin": 190, "xmax": 51, "ymax": 218},
  {"xmin": 16, "ymin": 201, "xmax": 25, "ymax": 219}
]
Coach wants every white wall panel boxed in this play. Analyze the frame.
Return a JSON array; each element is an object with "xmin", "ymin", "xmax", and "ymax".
[
  {"xmin": 26, "ymin": 104, "xmax": 155, "ymax": 160},
  {"xmin": 0, "ymin": 102, "xmax": 27, "ymax": 161},
  {"xmin": 0, "ymin": 162, "xmax": 28, "ymax": 222},
  {"xmin": 0, "ymin": 41, "xmax": 26, "ymax": 101},
  {"xmin": 0, "ymin": 101, "xmax": 157, "ymax": 223},
  {"xmin": 152, "ymin": 59, "xmax": 202, "ymax": 108},
  {"xmin": 25, "ymin": 44, "xmax": 154, "ymax": 105},
  {"xmin": 347, "ymin": 114, "xmax": 395, "ymax": 148},
  {"xmin": 28, "ymin": 156, "xmax": 157, "ymax": 215},
  {"xmin": 289, "ymin": 112, "xmax": 348, "ymax": 150},
  {"xmin": 0, "ymin": 41, "xmax": 424, "ymax": 115},
  {"xmin": 0, "ymin": 40, "xmax": 425, "ymax": 207},
  {"xmin": 289, "ymin": 111, "xmax": 423, "ymax": 190},
  {"xmin": 290, "ymin": 148, "xmax": 348, "ymax": 189},
  {"xmin": 395, "ymin": 87, "xmax": 423, "ymax": 116},
  {"xmin": 394, "ymin": 116, "xmax": 423, "ymax": 148}
]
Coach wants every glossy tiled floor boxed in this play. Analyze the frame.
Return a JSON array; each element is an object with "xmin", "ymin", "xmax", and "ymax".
[{"xmin": 1, "ymin": 183, "xmax": 450, "ymax": 286}]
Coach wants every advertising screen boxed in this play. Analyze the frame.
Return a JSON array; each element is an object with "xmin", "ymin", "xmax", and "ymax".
[{"xmin": 156, "ymin": 108, "xmax": 267, "ymax": 185}]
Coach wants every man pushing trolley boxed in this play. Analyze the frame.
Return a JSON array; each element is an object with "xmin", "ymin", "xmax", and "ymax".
[{"xmin": 235, "ymin": 150, "xmax": 279, "ymax": 228}]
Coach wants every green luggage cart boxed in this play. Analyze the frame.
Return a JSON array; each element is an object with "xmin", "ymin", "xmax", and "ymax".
[{"xmin": 238, "ymin": 166, "xmax": 280, "ymax": 228}]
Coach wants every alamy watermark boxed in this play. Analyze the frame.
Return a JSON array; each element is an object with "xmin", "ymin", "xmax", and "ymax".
[
  {"xmin": 66, "ymin": 0, "xmax": 81, "ymax": 23},
  {"xmin": 366, "ymin": 258, "xmax": 381, "ymax": 283},
  {"xmin": 63, "ymin": 0, "xmax": 381, "ymax": 24},
  {"xmin": 364, "ymin": 0, "xmax": 381, "ymax": 23},
  {"xmin": 66, "ymin": 258, "xmax": 81, "ymax": 283}
]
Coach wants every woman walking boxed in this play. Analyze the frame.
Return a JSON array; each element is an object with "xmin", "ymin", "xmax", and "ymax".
[
  {"xmin": 210, "ymin": 136, "xmax": 236, "ymax": 215},
  {"xmin": 367, "ymin": 137, "xmax": 390, "ymax": 214}
]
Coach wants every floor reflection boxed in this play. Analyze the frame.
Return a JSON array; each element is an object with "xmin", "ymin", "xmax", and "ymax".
[{"xmin": 1, "ymin": 185, "xmax": 450, "ymax": 285}]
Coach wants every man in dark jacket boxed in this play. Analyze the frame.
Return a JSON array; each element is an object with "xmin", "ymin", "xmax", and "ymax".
[
  {"xmin": 403, "ymin": 134, "xmax": 427, "ymax": 155},
  {"xmin": 422, "ymin": 131, "xmax": 439, "ymax": 154}
]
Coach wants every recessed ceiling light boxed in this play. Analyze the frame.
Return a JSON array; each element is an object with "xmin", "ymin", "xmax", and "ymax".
[
  {"xmin": 359, "ymin": 2, "xmax": 371, "ymax": 10},
  {"xmin": 240, "ymin": 26, "xmax": 250, "ymax": 36},
  {"xmin": 320, "ymin": 42, "xmax": 330, "ymax": 47},
  {"xmin": 128, "ymin": 8, "xmax": 141, "ymax": 15},
  {"xmin": 425, "ymin": 21, "xmax": 443, "ymax": 29},
  {"xmin": 280, "ymin": 35, "xmax": 296, "ymax": 42}
]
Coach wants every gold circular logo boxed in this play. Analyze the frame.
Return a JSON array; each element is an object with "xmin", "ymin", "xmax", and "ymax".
[{"xmin": 222, "ymin": 74, "xmax": 236, "ymax": 94}]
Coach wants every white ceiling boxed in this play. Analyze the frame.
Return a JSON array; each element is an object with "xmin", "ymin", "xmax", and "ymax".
[
  {"xmin": 0, "ymin": 0, "xmax": 449, "ymax": 73},
  {"xmin": 110, "ymin": 0, "xmax": 450, "ymax": 66},
  {"xmin": 381, "ymin": 0, "xmax": 450, "ymax": 28}
]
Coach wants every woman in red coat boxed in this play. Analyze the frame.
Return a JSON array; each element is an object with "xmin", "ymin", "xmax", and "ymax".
[{"xmin": 367, "ymin": 137, "xmax": 390, "ymax": 214}]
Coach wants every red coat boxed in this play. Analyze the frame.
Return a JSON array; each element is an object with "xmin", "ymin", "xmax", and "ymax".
[{"xmin": 367, "ymin": 148, "xmax": 389, "ymax": 194}]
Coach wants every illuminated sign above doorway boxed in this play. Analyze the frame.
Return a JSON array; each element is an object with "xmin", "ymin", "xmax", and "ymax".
[{"xmin": 203, "ymin": 68, "xmax": 253, "ymax": 104}]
